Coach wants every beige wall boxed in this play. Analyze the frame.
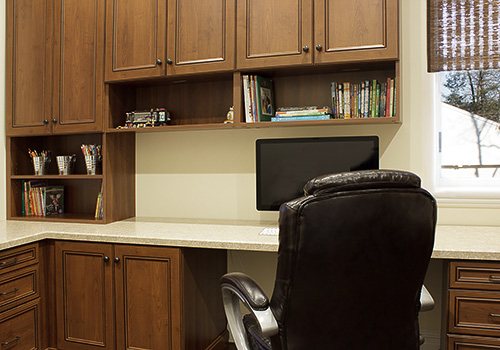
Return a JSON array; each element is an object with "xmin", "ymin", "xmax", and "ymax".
[{"xmin": 0, "ymin": 0, "xmax": 496, "ymax": 338}]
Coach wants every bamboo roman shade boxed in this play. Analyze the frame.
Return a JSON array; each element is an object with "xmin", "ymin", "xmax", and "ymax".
[{"xmin": 427, "ymin": 0, "xmax": 500, "ymax": 72}]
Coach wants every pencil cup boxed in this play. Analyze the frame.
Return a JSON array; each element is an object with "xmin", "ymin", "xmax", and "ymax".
[
  {"xmin": 32, "ymin": 156, "xmax": 50, "ymax": 176},
  {"xmin": 85, "ymin": 155, "xmax": 102, "ymax": 175},
  {"xmin": 56, "ymin": 155, "xmax": 76, "ymax": 175}
]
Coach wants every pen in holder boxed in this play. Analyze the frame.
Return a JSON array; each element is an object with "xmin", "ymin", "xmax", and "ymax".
[
  {"xmin": 81, "ymin": 144, "xmax": 102, "ymax": 175},
  {"xmin": 85, "ymin": 155, "xmax": 102, "ymax": 175},
  {"xmin": 32, "ymin": 156, "xmax": 51, "ymax": 176},
  {"xmin": 56, "ymin": 155, "xmax": 76, "ymax": 175}
]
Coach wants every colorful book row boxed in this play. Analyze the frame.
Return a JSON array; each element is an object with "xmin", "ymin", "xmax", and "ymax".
[
  {"xmin": 331, "ymin": 78, "xmax": 396, "ymax": 119},
  {"xmin": 22, "ymin": 180, "xmax": 64, "ymax": 216},
  {"xmin": 242, "ymin": 75, "xmax": 275, "ymax": 122}
]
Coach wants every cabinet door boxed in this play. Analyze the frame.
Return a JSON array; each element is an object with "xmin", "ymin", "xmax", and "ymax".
[
  {"xmin": 105, "ymin": 0, "xmax": 167, "ymax": 81},
  {"xmin": 114, "ymin": 245, "xmax": 181, "ymax": 350},
  {"xmin": 0, "ymin": 299, "xmax": 41, "ymax": 350},
  {"xmin": 52, "ymin": 0, "xmax": 105, "ymax": 134},
  {"xmin": 314, "ymin": 0, "xmax": 399, "ymax": 64},
  {"xmin": 167, "ymin": 0, "xmax": 235, "ymax": 75},
  {"xmin": 55, "ymin": 241, "xmax": 114, "ymax": 350},
  {"xmin": 6, "ymin": 0, "xmax": 52, "ymax": 136},
  {"xmin": 236, "ymin": 0, "xmax": 313, "ymax": 69}
]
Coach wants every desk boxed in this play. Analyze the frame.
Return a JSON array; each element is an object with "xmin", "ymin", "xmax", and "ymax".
[{"xmin": 1, "ymin": 218, "xmax": 500, "ymax": 260}]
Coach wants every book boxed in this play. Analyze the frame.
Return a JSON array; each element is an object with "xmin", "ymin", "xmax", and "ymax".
[
  {"xmin": 254, "ymin": 75, "xmax": 275, "ymax": 122},
  {"xmin": 45, "ymin": 186, "xmax": 64, "ymax": 215},
  {"xmin": 25, "ymin": 180, "xmax": 47, "ymax": 216},
  {"xmin": 242, "ymin": 75, "xmax": 252, "ymax": 123},
  {"xmin": 271, "ymin": 115, "xmax": 330, "ymax": 122}
]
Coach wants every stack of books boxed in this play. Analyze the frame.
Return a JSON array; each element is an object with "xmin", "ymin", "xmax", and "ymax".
[
  {"xmin": 271, "ymin": 106, "xmax": 332, "ymax": 122},
  {"xmin": 22, "ymin": 181, "xmax": 64, "ymax": 216},
  {"xmin": 331, "ymin": 78, "xmax": 396, "ymax": 119},
  {"xmin": 95, "ymin": 184, "xmax": 104, "ymax": 220},
  {"xmin": 242, "ymin": 75, "xmax": 275, "ymax": 122}
]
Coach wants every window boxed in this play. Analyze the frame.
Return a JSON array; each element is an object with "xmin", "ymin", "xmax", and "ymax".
[{"xmin": 428, "ymin": 0, "xmax": 500, "ymax": 196}]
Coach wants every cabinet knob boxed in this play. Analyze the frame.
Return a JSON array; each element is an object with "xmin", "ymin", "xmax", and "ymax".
[
  {"xmin": 103, "ymin": 256, "xmax": 110, "ymax": 262},
  {"xmin": 43, "ymin": 119, "xmax": 49, "ymax": 124},
  {"xmin": 114, "ymin": 257, "xmax": 120, "ymax": 263},
  {"xmin": 315, "ymin": 45, "xmax": 323, "ymax": 52},
  {"xmin": 302, "ymin": 46, "xmax": 309, "ymax": 53},
  {"xmin": 51, "ymin": 118, "xmax": 57, "ymax": 124},
  {"xmin": 166, "ymin": 59, "xmax": 173, "ymax": 65},
  {"xmin": 156, "ymin": 58, "xmax": 162, "ymax": 66}
]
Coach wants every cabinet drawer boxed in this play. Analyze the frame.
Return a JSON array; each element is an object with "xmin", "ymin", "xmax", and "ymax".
[
  {"xmin": 0, "ymin": 243, "xmax": 39, "ymax": 275},
  {"xmin": 449, "ymin": 290, "xmax": 500, "ymax": 337},
  {"xmin": 0, "ymin": 266, "xmax": 39, "ymax": 313},
  {"xmin": 450, "ymin": 261, "xmax": 500, "ymax": 291},
  {"xmin": 0, "ymin": 299, "xmax": 40, "ymax": 349},
  {"xmin": 448, "ymin": 334, "xmax": 500, "ymax": 349}
]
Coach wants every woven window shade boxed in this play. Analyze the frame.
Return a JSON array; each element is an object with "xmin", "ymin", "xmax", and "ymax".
[{"xmin": 427, "ymin": 0, "xmax": 500, "ymax": 72}]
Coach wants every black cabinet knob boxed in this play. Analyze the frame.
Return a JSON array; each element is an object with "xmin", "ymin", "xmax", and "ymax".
[
  {"xmin": 103, "ymin": 256, "xmax": 110, "ymax": 262},
  {"xmin": 156, "ymin": 58, "xmax": 162, "ymax": 66},
  {"xmin": 316, "ymin": 45, "xmax": 323, "ymax": 52},
  {"xmin": 43, "ymin": 119, "xmax": 49, "ymax": 124},
  {"xmin": 114, "ymin": 257, "xmax": 120, "ymax": 263},
  {"xmin": 303, "ymin": 46, "xmax": 309, "ymax": 53},
  {"xmin": 166, "ymin": 59, "xmax": 173, "ymax": 65},
  {"xmin": 51, "ymin": 118, "xmax": 57, "ymax": 124}
]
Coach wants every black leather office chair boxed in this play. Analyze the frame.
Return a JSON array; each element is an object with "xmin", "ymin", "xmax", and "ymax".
[{"xmin": 221, "ymin": 170, "xmax": 436, "ymax": 350}]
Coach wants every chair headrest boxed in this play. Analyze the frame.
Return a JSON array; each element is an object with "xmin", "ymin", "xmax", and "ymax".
[{"xmin": 303, "ymin": 169, "xmax": 422, "ymax": 196}]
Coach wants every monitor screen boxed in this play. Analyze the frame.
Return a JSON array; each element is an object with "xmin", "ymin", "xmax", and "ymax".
[{"xmin": 256, "ymin": 136, "xmax": 379, "ymax": 211}]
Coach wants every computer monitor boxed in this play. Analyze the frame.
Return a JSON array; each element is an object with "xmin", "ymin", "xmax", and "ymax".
[{"xmin": 256, "ymin": 136, "xmax": 379, "ymax": 211}]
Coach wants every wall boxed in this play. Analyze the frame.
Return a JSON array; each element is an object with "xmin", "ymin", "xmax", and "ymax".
[
  {"xmin": 0, "ymin": 0, "xmax": 495, "ymax": 344},
  {"xmin": 135, "ymin": 0, "xmax": 448, "ymax": 338}
]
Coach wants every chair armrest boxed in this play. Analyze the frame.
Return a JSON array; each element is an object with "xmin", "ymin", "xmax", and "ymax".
[
  {"xmin": 221, "ymin": 272, "xmax": 278, "ymax": 350},
  {"xmin": 420, "ymin": 285, "xmax": 435, "ymax": 312}
]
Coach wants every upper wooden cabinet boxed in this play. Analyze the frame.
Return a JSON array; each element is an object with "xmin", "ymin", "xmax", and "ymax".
[
  {"xmin": 314, "ymin": 0, "xmax": 399, "ymax": 64},
  {"xmin": 6, "ymin": 0, "xmax": 105, "ymax": 136},
  {"xmin": 237, "ymin": 0, "xmax": 398, "ymax": 69},
  {"xmin": 236, "ymin": 0, "xmax": 314, "ymax": 69},
  {"xmin": 105, "ymin": 0, "xmax": 235, "ymax": 81}
]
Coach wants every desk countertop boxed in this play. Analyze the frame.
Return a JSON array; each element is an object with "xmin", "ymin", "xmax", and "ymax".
[{"xmin": 1, "ymin": 218, "xmax": 500, "ymax": 260}]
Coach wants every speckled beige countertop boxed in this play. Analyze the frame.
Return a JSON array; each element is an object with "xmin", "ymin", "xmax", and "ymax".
[{"xmin": 1, "ymin": 218, "xmax": 500, "ymax": 260}]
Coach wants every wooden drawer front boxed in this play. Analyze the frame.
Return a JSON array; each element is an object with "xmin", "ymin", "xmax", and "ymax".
[
  {"xmin": 0, "ymin": 243, "xmax": 39, "ymax": 275},
  {"xmin": 0, "ymin": 266, "xmax": 39, "ymax": 312},
  {"xmin": 0, "ymin": 299, "xmax": 40, "ymax": 349},
  {"xmin": 450, "ymin": 261, "xmax": 500, "ymax": 291},
  {"xmin": 449, "ymin": 290, "xmax": 500, "ymax": 337},
  {"xmin": 449, "ymin": 334, "xmax": 500, "ymax": 349}
]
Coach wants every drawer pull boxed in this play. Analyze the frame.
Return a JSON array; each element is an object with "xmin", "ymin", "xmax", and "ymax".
[
  {"xmin": 490, "ymin": 275, "xmax": 500, "ymax": 281},
  {"xmin": 0, "ymin": 288, "xmax": 18, "ymax": 296},
  {"xmin": 0, "ymin": 258, "xmax": 18, "ymax": 267},
  {"xmin": 490, "ymin": 313, "xmax": 500, "ymax": 317},
  {"xmin": 1, "ymin": 336, "xmax": 20, "ymax": 346}
]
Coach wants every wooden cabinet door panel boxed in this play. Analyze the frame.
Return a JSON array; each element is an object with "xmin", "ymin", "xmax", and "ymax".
[
  {"xmin": 449, "ymin": 335, "xmax": 500, "ymax": 349},
  {"xmin": 0, "ymin": 299, "xmax": 40, "ymax": 350},
  {"xmin": 314, "ymin": 0, "xmax": 398, "ymax": 64},
  {"xmin": 236, "ymin": 0, "xmax": 313, "ymax": 69},
  {"xmin": 114, "ymin": 245, "xmax": 181, "ymax": 350},
  {"xmin": 105, "ymin": 0, "xmax": 166, "ymax": 81},
  {"xmin": 6, "ymin": 0, "xmax": 52, "ymax": 136},
  {"xmin": 55, "ymin": 241, "xmax": 114, "ymax": 350},
  {"xmin": 52, "ymin": 0, "xmax": 104, "ymax": 134},
  {"xmin": 167, "ymin": 0, "xmax": 235, "ymax": 75}
]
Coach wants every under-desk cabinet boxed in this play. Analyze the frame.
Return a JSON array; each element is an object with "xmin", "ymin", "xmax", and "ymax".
[
  {"xmin": 448, "ymin": 260, "xmax": 500, "ymax": 349},
  {"xmin": 0, "ymin": 243, "xmax": 41, "ymax": 350},
  {"xmin": 54, "ymin": 241, "xmax": 227, "ymax": 350}
]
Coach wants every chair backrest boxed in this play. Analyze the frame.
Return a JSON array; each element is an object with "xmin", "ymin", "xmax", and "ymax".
[{"xmin": 269, "ymin": 170, "xmax": 437, "ymax": 350}]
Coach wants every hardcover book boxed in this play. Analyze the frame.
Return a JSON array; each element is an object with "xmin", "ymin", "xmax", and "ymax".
[{"xmin": 45, "ymin": 186, "xmax": 64, "ymax": 215}]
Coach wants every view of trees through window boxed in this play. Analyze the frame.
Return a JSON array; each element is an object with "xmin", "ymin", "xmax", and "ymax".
[{"xmin": 439, "ymin": 69, "xmax": 500, "ymax": 180}]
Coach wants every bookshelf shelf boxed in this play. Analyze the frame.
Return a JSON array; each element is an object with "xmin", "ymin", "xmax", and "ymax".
[
  {"xmin": 11, "ymin": 175, "xmax": 104, "ymax": 180},
  {"xmin": 9, "ymin": 213, "xmax": 104, "ymax": 224}
]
